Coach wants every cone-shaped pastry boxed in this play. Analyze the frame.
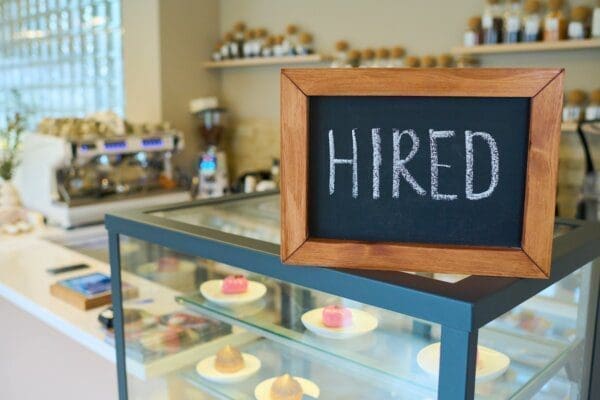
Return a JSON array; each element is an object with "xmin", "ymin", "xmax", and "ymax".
[
  {"xmin": 214, "ymin": 345, "xmax": 245, "ymax": 373},
  {"xmin": 270, "ymin": 374, "xmax": 303, "ymax": 400}
]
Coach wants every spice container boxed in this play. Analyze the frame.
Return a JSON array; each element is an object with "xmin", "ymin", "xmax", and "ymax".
[
  {"xmin": 390, "ymin": 46, "xmax": 406, "ymax": 67},
  {"xmin": 222, "ymin": 32, "xmax": 234, "ymax": 59},
  {"xmin": 212, "ymin": 42, "xmax": 223, "ymax": 62},
  {"xmin": 374, "ymin": 48, "xmax": 391, "ymax": 67},
  {"xmin": 296, "ymin": 33, "xmax": 314, "ymax": 55},
  {"xmin": 273, "ymin": 35, "xmax": 286, "ymax": 57},
  {"xmin": 522, "ymin": 0, "xmax": 543, "ymax": 42},
  {"xmin": 563, "ymin": 90, "xmax": 587, "ymax": 122},
  {"xmin": 544, "ymin": 0, "xmax": 567, "ymax": 41},
  {"xmin": 347, "ymin": 50, "xmax": 361, "ymax": 68},
  {"xmin": 360, "ymin": 48, "xmax": 375, "ymax": 68},
  {"xmin": 504, "ymin": 0, "xmax": 523, "ymax": 43},
  {"xmin": 585, "ymin": 89, "xmax": 600, "ymax": 121},
  {"xmin": 568, "ymin": 6, "xmax": 592, "ymax": 40},
  {"xmin": 331, "ymin": 40, "xmax": 350, "ymax": 67},
  {"xmin": 405, "ymin": 56, "xmax": 421, "ymax": 68},
  {"xmin": 262, "ymin": 36, "xmax": 275, "ymax": 57},
  {"xmin": 421, "ymin": 55, "xmax": 437, "ymax": 68},
  {"xmin": 242, "ymin": 30, "xmax": 256, "ymax": 57},
  {"xmin": 255, "ymin": 28, "xmax": 268, "ymax": 56},
  {"xmin": 285, "ymin": 24, "xmax": 299, "ymax": 54},
  {"xmin": 437, "ymin": 53, "xmax": 454, "ymax": 68},
  {"xmin": 593, "ymin": 1, "xmax": 600, "ymax": 37},
  {"xmin": 233, "ymin": 21, "xmax": 246, "ymax": 58},
  {"xmin": 464, "ymin": 16, "xmax": 482, "ymax": 47},
  {"xmin": 482, "ymin": 0, "xmax": 504, "ymax": 44}
]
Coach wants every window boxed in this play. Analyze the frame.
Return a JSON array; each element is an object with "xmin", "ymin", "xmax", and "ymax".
[{"xmin": 0, "ymin": 0, "xmax": 124, "ymax": 125}]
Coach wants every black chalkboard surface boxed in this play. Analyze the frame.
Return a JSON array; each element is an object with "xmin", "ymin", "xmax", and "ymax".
[
  {"xmin": 280, "ymin": 68, "xmax": 564, "ymax": 277},
  {"xmin": 308, "ymin": 96, "xmax": 530, "ymax": 247}
]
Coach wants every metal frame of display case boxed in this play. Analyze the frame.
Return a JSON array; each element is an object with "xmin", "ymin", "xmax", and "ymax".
[{"xmin": 106, "ymin": 191, "xmax": 600, "ymax": 400}]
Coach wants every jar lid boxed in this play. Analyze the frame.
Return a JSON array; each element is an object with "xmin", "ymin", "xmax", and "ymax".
[
  {"xmin": 224, "ymin": 32, "xmax": 234, "ymax": 41},
  {"xmin": 347, "ymin": 49, "xmax": 361, "ymax": 61},
  {"xmin": 233, "ymin": 21, "xmax": 246, "ymax": 32},
  {"xmin": 590, "ymin": 89, "xmax": 600, "ymax": 104},
  {"xmin": 467, "ymin": 16, "xmax": 482, "ymax": 30},
  {"xmin": 421, "ymin": 55, "xmax": 437, "ymax": 68},
  {"xmin": 547, "ymin": 0, "xmax": 564, "ymax": 12},
  {"xmin": 361, "ymin": 48, "xmax": 375, "ymax": 60},
  {"xmin": 405, "ymin": 56, "xmax": 420, "ymax": 68},
  {"xmin": 335, "ymin": 40, "xmax": 349, "ymax": 51},
  {"xmin": 567, "ymin": 89, "xmax": 587, "ymax": 105},
  {"xmin": 299, "ymin": 32, "xmax": 313, "ymax": 45},
  {"xmin": 286, "ymin": 24, "xmax": 299, "ymax": 35},
  {"xmin": 524, "ymin": 0, "xmax": 541, "ymax": 14},
  {"xmin": 571, "ymin": 6, "xmax": 591, "ymax": 21},
  {"xmin": 391, "ymin": 46, "xmax": 406, "ymax": 58},
  {"xmin": 437, "ymin": 53, "xmax": 454, "ymax": 67},
  {"xmin": 376, "ymin": 48, "xmax": 390, "ymax": 59}
]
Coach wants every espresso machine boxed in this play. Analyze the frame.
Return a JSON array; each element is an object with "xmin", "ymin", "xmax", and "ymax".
[
  {"xmin": 190, "ymin": 98, "xmax": 230, "ymax": 198},
  {"xmin": 15, "ymin": 126, "xmax": 189, "ymax": 228}
]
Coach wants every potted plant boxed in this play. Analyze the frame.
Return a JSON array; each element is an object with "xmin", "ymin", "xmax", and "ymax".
[{"xmin": 0, "ymin": 111, "xmax": 26, "ymax": 208}]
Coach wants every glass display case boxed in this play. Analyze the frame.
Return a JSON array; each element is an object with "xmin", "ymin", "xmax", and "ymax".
[{"xmin": 105, "ymin": 192, "xmax": 600, "ymax": 400}]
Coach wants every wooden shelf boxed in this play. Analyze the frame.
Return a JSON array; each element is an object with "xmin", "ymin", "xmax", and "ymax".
[
  {"xmin": 452, "ymin": 38, "xmax": 600, "ymax": 55},
  {"xmin": 203, "ymin": 54, "xmax": 330, "ymax": 69}
]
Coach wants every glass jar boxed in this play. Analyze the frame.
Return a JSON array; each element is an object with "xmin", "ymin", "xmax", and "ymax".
[
  {"xmin": 273, "ymin": 35, "xmax": 286, "ymax": 57},
  {"xmin": 242, "ymin": 30, "xmax": 256, "ymax": 58},
  {"xmin": 285, "ymin": 24, "xmax": 299, "ymax": 54},
  {"xmin": 255, "ymin": 28, "xmax": 268, "ymax": 57},
  {"xmin": 330, "ymin": 40, "xmax": 350, "ymax": 67},
  {"xmin": 296, "ymin": 33, "xmax": 313, "ymax": 56},
  {"xmin": 211, "ymin": 42, "xmax": 222, "ymax": 62},
  {"xmin": 346, "ymin": 49, "xmax": 361, "ymax": 68},
  {"xmin": 262, "ymin": 36, "xmax": 275, "ymax": 57},
  {"xmin": 585, "ymin": 89, "xmax": 600, "ymax": 121},
  {"xmin": 420, "ymin": 55, "xmax": 437, "ymax": 68},
  {"xmin": 568, "ymin": 6, "xmax": 592, "ymax": 40},
  {"xmin": 504, "ymin": 0, "xmax": 523, "ymax": 44},
  {"xmin": 464, "ymin": 16, "xmax": 482, "ymax": 46},
  {"xmin": 482, "ymin": 0, "xmax": 504, "ymax": 44},
  {"xmin": 232, "ymin": 21, "xmax": 246, "ymax": 58},
  {"xmin": 544, "ymin": 0, "xmax": 567, "ymax": 41},
  {"xmin": 522, "ymin": 0, "xmax": 543, "ymax": 42},
  {"xmin": 390, "ymin": 46, "xmax": 406, "ymax": 67},
  {"xmin": 563, "ymin": 90, "xmax": 587, "ymax": 122},
  {"xmin": 593, "ymin": 2, "xmax": 600, "ymax": 37},
  {"xmin": 437, "ymin": 53, "xmax": 454, "ymax": 68},
  {"xmin": 221, "ymin": 32, "xmax": 234, "ymax": 60},
  {"xmin": 374, "ymin": 48, "xmax": 391, "ymax": 67},
  {"xmin": 404, "ymin": 55, "xmax": 421, "ymax": 68},
  {"xmin": 360, "ymin": 48, "xmax": 375, "ymax": 68}
]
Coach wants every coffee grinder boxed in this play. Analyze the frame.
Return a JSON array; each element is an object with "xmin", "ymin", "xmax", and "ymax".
[{"xmin": 191, "ymin": 98, "xmax": 229, "ymax": 198}]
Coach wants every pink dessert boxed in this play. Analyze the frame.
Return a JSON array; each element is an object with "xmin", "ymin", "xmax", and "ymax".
[
  {"xmin": 322, "ymin": 305, "xmax": 353, "ymax": 328},
  {"xmin": 158, "ymin": 257, "xmax": 180, "ymax": 272},
  {"xmin": 221, "ymin": 275, "xmax": 249, "ymax": 294}
]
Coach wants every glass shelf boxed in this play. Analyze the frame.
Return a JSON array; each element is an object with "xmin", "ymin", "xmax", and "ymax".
[{"xmin": 179, "ymin": 335, "xmax": 434, "ymax": 400}]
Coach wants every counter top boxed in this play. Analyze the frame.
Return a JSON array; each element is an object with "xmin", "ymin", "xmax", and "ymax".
[{"xmin": 0, "ymin": 229, "xmax": 219, "ymax": 380}]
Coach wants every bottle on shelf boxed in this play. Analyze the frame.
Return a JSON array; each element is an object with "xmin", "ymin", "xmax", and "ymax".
[
  {"xmin": 563, "ymin": 89, "xmax": 587, "ymax": 122},
  {"xmin": 242, "ymin": 29, "xmax": 256, "ymax": 57},
  {"xmin": 544, "ymin": 0, "xmax": 568, "ymax": 41},
  {"xmin": 568, "ymin": 6, "xmax": 592, "ymax": 40},
  {"xmin": 347, "ymin": 50, "xmax": 361, "ymax": 68},
  {"xmin": 331, "ymin": 40, "xmax": 350, "ymax": 67},
  {"xmin": 296, "ymin": 33, "xmax": 314, "ymax": 55},
  {"xmin": 285, "ymin": 24, "xmax": 299, "ymax": 54},
  {"xmin": 262, "ymin": 36, "xmax": 275, "ymax": 57},
  {"xmin": 374, "ymin": 48, "xmax": 391, "ymax": 67},
  {"xmin": 222, "ymin": 32, "xmax": 234, "ymax": 59},
  {"xmin": 585, "ymin": 89, "xmax": 600, "ymax": 121},
  {"xmin": 255, "ymin": 28, "xmax": 269, "ymax": 56},
  {"xmin": 405, "ymin": 55, "xmax": 421, "ymax": 68},
  {"xmin": 482, "ymin": 0, "xmax": 504, "ymax": 44},
  {"xmin": 504, "ymin": 0, "xmax": 523, "ymax": 43},
  {"xmin": 360, "ymin": 48, "xmax": 375, "ymax": 67},
  {"xmin": 437, "ymin": 53, "xmax": 455, "ymax": 68},
  {"xmin": 390, "ymin": 46, "xmax": 406, "ymax": 67},
  {"xmin": 421, "ymin": 55, "xmax": 437, "ymax": 68},
  {"xmin": 593, "ymin": 1, "xmax": 600, "ymax": 37},
  {"xmin": 233, "ymin": 21, "xmax": 246, "ymax": 58},
  {"xmin": 212, "ymin": 42, "xmax": 223, "ymax": 62},
  {"xmin": 522, "ymin": 0, "xmax": 543, "ymax": 42},
  {"xmin": 464, "ymin": 16, "xmax": 482, "ymax": 47}
]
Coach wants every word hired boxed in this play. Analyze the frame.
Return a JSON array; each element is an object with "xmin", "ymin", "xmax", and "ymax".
[{"xmin": 328, "ymin": 128, "xmax": 500, "ymax": 200}]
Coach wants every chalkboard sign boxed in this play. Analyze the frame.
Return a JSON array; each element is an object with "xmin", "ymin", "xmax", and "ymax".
[{"xmin": 281, "ymin": 69, "xmax": 564, "ymax": 278}]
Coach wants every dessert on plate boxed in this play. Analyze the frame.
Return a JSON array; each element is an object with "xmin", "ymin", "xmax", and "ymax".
[
  {"xmin": 221, "ymin": 275, "xmax": 249, "ymax": 294},
  {"xmin": 214, "ymin": 345, "xmax": 245, "ymax": 373},
  {"xmin": 270, "ymin": 374, "xmax": 303, "ymax": 400},
  {"xmin": 322, "ymin": 305, "xmax": 353, "ymax": 328}
]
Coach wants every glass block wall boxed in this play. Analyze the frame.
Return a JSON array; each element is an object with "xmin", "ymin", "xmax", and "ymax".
[{"xmin": 0, "ymin": 0, "xmax": 124, "ymax": 127}]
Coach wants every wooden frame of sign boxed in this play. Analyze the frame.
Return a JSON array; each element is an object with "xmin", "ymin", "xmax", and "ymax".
[{"xmin": 280, "ymin": 68, "xmax": 564, "ymax": 278}]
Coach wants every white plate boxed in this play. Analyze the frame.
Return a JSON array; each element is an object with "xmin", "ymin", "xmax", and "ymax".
[
  {"xmin": 196, "ymin": 353, "xmax": 261, "ymax": 384},
  {"xmin": 417, "ymin": 342, "xmax": 510, "ymax": 383},
  {"xmin": 301, "ymin": 308, "xmax": 378, "ymax": 339},
  {"xmin": 254, "ymin": 376, "xmax": 320, "ymax": 400},
  {"xmin": 200, "ymin": 280, "xmax": 267, "ymax": 307}
]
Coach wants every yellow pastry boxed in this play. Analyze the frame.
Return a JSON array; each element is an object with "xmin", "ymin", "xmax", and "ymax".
[
  {"xmin": 214, "ymin": 345, "xmax": 244, "ymax": 373},
  {"xmin": 270, "ymin": 374, "xmax": 303, "ymax": 400}
]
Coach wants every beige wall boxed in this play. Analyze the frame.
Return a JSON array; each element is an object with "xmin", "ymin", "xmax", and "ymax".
[
  {"xmin": 216, "ymin": 0, "xmax": 600, "ymax": 176},
  {"xmin": 122, "ymin": 0, "xmax": 162, "ymax": 123}
]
